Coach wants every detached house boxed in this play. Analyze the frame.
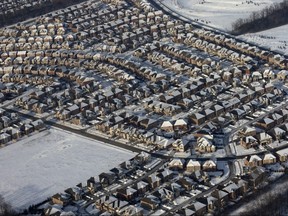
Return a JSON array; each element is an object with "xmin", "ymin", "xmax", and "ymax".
[
  {"xmin": 244, "ymin": 155, "xmax": 262, "ymax": 167},
  {"xmin": 186, "ymin": 159, "xmax": 201, "ymax": 173},
  {"xmin": 172, "ymin": 138, "xmax": 190, "ymax": 152},
  {"xmin": 268, "ymin": 127, "xmax": 286, "ymax": 140},
  {"xmin": 240, "ymin": 136, "xmax": 258, "ymax": 149},
  {"xmin": 202, "ymin": 159, "xmax": 217, "ymax": 171},
  {"xmin": 190, "ymin": 113, "xmax": 206, "ymax": 125},
  {"xmin": 160, "ymin": 120, "xmax": 174, "ymax": 132},
  {"xmin": 255, "ymin": 117, "xmax": 275, "ymax": 130},
  {"xmin": 246, "ymin": 166, "xmax": 267, "ymax": 189},
  {"xmin": 276, "ymin": 148, "xmax": 288, "ymax": 162},
  {"xmin": 263, "ymin": 153, "xmax": 277, "ymax": 165},
  {"xmin": 256, "ymin": 132, "xmax": 273, "ymax": 146},
  {"xmin": 222, "ymin": 183, "xmax": 240, "ymax": 200}
]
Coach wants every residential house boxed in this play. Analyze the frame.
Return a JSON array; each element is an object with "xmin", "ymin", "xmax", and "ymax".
[
  {"xmin": 154, "ymin": 187, "xmax": 174, "ymax": 203},
  {"xmin": 202, "ymin": 159, "xmax": 217, "ymax": 171},
  {"xmin": 255, "ymin": 117, "xmax": 275, "ymax": 130},
  {"xmin": 51, "ymin": 193, "xmax": 72, "ymax": 206},
  {"xmin": 268, "ymin": 127, "xmax": 286, "ymax": 140},
  {"xmin": 158, "ymin": 168, "xmax": 174, "ymax": 182},
  {"xmin": 64, "ymin": 187, "xmax": 82, "ymax": 201},
  {"xmin": 240, "ymin": 136, "xmax": 258, "ymax": 149},
  {"xmin": 186, "ymin": 159, "xmax": 201, "ymax": 173},
  {"xmin": 117, "ymin": 187, "xmax": 138, "ymax": 201},
  {"xmin": 30, "ymin": 119, "xmax": 45, "ymax": 130},
  {"xmin": 212, "ymin": 104, "xmax": 224, "ymax": 117},
  {"xmin": 263, "ymin": 153, "xmax": 277, "ymax": 165},
  {"xmin": 211, "ymin": 189, "xmax": 229, "ymax": 208},
  {"xmin": 99, "ymin": 172, "xmax": 116, "ymax": 187},
  {"xmin": 196, "ymin": 136, "xmax": 216, "ymax": 153},
  {"xmin": 147, "ymin": 173, "xmax": 161, "ymax": 189},
  {"xmin": 174, "ymin": 119, "xmax": 188, "ymax": 131},
  {"xmin": 168, "ymin": 158, "xmax": 185, "ymax": 170},
  {"xmin": 140, "ymin": 195, "xmax": 160, "ymax": 210},
  {"xmin": 172, "ymin": 138, "xmax": 190, "ymax": 152},
  {"xmin": 189, "ymin": 201, "xmax": 207, "ymax": 216},
  {"xmin": 160, "ymin": 120, "xmax": 174, "ymax": 132},
  {"xmin": 232, "ymin": 178, "xmax": 249, "ymax": 195},
  {"xmin": 240, "ymin": 126, "xmax": 257, "ymax": 137},
  {"xmin": 201, "ymin": 108, "xmax": 216, "ymax": 120},
  {"xmin": 190, "ymin": 113, "xmax": 206, "ymax": 126},
  {"xmin": 244, "ymin": 155, "xmax": 263, "ymax": 167},
  {"xmin": 119, "ymin": 205, "xmax": 144, "ymax": 216},
  {"xmin": 44, "ymin": 205, "xmax": 62, "ymax": 216},
  {"xmin": 87, "ymin": 177, "xmax": 102, "ymax": 194},
  {"xmin": 0, "ymin": 132, "xmax": 11, "ymax": 144},
  {"xmin": 245, "ymin": 166, "xmax": 267, "ymax": 189},
  {"xmin": 256, "ymin": 132, "xmax": 273, "ymax": 146},
  {"xmin": 276, "ymin": 148, "xmax": 288, "ymax": 162},
  {"xmin": 136, "ymin": 181, "xmax": 149, "ymax": 194},
  {"xmin": 222, "ymin": 183, "xmax": 240, "ymax": 200}
]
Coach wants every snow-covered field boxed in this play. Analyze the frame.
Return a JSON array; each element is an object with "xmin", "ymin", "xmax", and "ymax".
[
  {"xmin": 160, "ymin": 0, "xmax": 288, "ymax": 54},
  {"xmin": 0, "ymin": 128, "xmax": 135, "ymax": 211},
  {"xmin": 160, "ymin": 0, "xmax": 283, "ymax": 31},
  {"xmin": 240, "ymin": 24, "xmax": 288, "ymax": 55}
]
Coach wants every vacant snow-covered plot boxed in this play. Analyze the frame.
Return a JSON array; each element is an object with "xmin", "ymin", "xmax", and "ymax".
[
  {"xmin": 0, "ymin": 128, "xmax": 135, "ymax": 211},
  {"xmin": 160, "ymin": 0, "xmax": 283, "ymax": 30},
  {"xmin": 240, "ymin": 24, "xmax": 288, "ymax": 55}
]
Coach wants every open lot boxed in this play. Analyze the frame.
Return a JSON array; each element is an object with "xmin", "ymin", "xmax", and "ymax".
[
  {"xmin": 0, "ymin": 128, "xmax": 135, "ymax": 211},
  {"xmin": 240, "ymin": 24, "xmax": 288, "ymax": 55}
]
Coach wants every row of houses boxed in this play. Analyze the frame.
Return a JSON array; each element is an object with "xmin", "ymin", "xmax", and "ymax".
[
  {"xmin": 45, "ymin": 153, "xmax": 269, "ymax": 216},
  {"xmin": 0, "ymin": 111, "xmax": 45, "ymax": 145},
  {"xmin": 240, "ymin": 108, "xmax": 288, "ymax": 149}
]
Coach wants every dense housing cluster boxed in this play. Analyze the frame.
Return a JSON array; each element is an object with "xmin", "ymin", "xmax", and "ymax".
[
  {"xmin": 44, "ymin": 153, "xmax": 266, "ymax": 216},
  {"xmin": 1, "ymin": 0, "xmax": 288, "ymax": 215},
  {"xmin": 0, "ymin": 0, "xmax": 54, "ymax": 27}
]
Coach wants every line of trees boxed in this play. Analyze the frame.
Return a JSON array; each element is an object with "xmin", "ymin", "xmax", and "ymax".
[
  {"xmin": 239, "ymin": 187, "xmax": 288, "ymax": 216},
  {"xmin": 231, "ymin": 0, "xmax": 288, "ymax": 35},
  {"xmin": 0, "ymin": 195, "xmax": 17, "ymax": 216}
]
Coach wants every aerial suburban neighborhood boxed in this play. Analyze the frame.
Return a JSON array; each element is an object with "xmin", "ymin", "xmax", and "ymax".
[{"xmin": 0, "ymin": 0, "xmax": 288, "ymax": 215}]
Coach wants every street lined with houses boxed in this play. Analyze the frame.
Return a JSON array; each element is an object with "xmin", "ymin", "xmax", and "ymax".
[{"xmin": 0, "ymin": 0, "xmax": 288, "ymax": 215}]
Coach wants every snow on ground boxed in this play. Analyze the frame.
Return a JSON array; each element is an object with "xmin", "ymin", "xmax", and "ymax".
[
  {"xmin": 233, "ymin": 143, "xmax": 266, "ymax": 156},
  {"xmin": 210, "ymin": 161, "xmax": 230, "ymax": 185},
  {"xmin": 0, "ymin": 128, "xmax": 135, "ymax": 211},
  {"xmin": 160, "ymin": 0, "xmax": 282, "ymax": 31},
  {"xmin": 240, "ymin": 24, "xmax": 288, "ymax": 55}
]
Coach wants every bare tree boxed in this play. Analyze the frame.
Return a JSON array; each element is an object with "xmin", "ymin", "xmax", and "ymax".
[
  {"xmin": 0, "ymin": 195, "xmax": 17, "ymax": 216},
  {"xmin": 232, "ymin": 0, "xmax": 288, "ymax": 34}
]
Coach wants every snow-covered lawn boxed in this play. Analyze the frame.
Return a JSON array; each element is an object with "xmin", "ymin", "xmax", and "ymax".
[
  {"xmin": 0, "ymin": 128, "xmax": 135, "ymax": 211},
  {"xmin": 160, "ymin": 0, "xmax": 283, "ymax": 31},
  {"xmin": 240, "ymin": 24, "xmax": 288, "ymax": 55}
]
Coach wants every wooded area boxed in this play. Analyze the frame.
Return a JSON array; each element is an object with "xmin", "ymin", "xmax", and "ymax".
[{"xmin": 232, "ymin": 0, "xmax": 288, "ymax": 35}]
